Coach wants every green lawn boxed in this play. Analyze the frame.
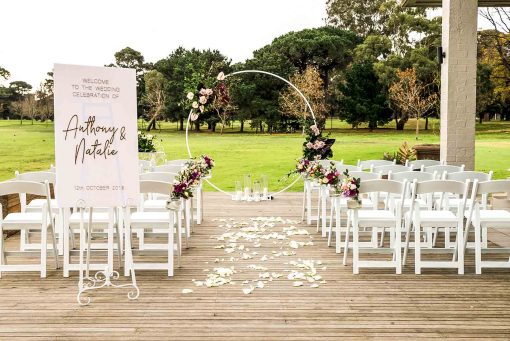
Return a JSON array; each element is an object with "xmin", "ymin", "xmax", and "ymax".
[{"xmin": 1, "ymin": 119, "xmax": 509, "ymax": 192}]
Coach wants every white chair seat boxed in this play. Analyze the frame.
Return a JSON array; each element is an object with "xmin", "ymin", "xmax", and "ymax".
[
  {"xmin": 474, "ymin": 210, "xmax": 510, "ymax": 223},
  {"xmin": 3, "ymin": 212, "xmax": 53, "ymax": 227},
  {"xmin": 130, "ymin": 212, "xmax": 172, "ymax": 224},
  {"xmin": 69, "ymin": 212, "xmax": 111, "ymax": 225},
  {"xmin": 406, "ymin": 210, "xmax": 458, "ymax": 223},
  {"xmin": 335, "ymin": 197, "xmax": 373, "ymax": 208},
  {"xmin": 142, "ymin": 199, "xmax": 167, "ymax": 210},
  {"xmin": 356, "ymin": 210, "xmax": 395, "ymax": 220},
  {"xmin": 27, "ymin": 198, "xmax": 58, "ymax": 209}
]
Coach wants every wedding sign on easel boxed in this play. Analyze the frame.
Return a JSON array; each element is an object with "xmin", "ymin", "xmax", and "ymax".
[{"xmin": 54, "ymin": 63, "xmax": 140, "ymax": 305}]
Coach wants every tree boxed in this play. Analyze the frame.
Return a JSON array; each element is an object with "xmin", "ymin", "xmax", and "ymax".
[
  {"xmin": 476, "ymin": 63, "xmax": 496, "ymax": 123},
  {"xmin": 339, "ymin": 61, "xmax": 391, "ymax": 130},
  {"xmin": 0, "ymin": 67, "xmax": 10, "ymax": 81},
  {"xmin": 143, "ymin": 70, "xmax": 166, "ymax": 131},
  {"xmin": 154, "ymin": 47, "xmax": 231, "ymax": 131},
  {"xmin": 388, "ymin": 68, "xmax": 438, "ymax": 139},
  {"xmin": 212, "ymin": 81, "xmax": 235, "ymax": 134},
  {"xmin": 108, "ymin": 47, "xmax": 151, "ymax": 118},
  {"xmin": 326, "ymin": 0, "xmax": 429, "ymax": 54},
  {"xmin": 36, "ymin": 72, "xmax": 54, "ymax": 121},
  {"xmin": 479, "ymin": 8, "xmax": 510, "ymax": 74},
  {"xmin": 279, "ymin": 65, "xmax": 328, "ymax": 131}
]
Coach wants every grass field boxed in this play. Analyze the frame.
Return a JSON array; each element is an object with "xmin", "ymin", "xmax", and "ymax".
[{"xmin": 0, "ymin": 119, "xmax": 509, "ymax": 192}]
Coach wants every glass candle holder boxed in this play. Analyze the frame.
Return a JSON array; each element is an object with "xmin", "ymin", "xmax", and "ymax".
[
  {"xmin": 260, "ymin": 174, "xmax": 269, "ymax": 199},
  {"xmin": 244, "ymin": 174, "xmax": 252, "ymax": 201},
  {"xmin": 253, "ymin": 180, "xmax": 261, "ymax": 202},
  {"xmin": 234, "ymin": 180, "xmax": 242, "ymax": 201}
]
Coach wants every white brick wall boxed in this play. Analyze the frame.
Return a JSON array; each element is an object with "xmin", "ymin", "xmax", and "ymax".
[{"xmin": 440, "ymin": 0, "xmax": 477, "ymax": 170}]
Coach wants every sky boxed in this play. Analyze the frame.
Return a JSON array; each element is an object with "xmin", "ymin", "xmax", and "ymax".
[
  {"xmin": 0, "ymin": 0, "xmax": 326, "ymax": 88},
  {"xmin": 0, "ymin": 1, "xmax": 496, "ymax": 90}
]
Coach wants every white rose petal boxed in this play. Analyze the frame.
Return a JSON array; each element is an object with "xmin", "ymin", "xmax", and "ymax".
[
  {"xmin": 182, "ymin": 289, "xmax": 193, "ymax": 294},
  {"xmin": 293, "ymin": 281, "xmax": 304, "ymax": 287}
]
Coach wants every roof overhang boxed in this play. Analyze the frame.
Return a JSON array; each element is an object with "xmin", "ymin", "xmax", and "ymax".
[{"xmin": 403, "ymin": 0, "xmax": 510, "ymax": 7}]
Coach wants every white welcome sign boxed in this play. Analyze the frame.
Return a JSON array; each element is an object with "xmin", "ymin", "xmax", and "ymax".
[{"xmin": 54, "ymin": 63, "xmax": 139, "ymax": 207}]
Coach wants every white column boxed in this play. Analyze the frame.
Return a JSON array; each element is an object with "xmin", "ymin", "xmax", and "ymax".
[{"xmin": 440, "ymin": 0, "xmax": 477, "ymax": 170}]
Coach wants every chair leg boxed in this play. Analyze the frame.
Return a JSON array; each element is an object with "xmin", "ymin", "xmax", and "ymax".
[
  {"xmin": 63, "ymin": 211, "xmax": 70, "ymax": 277},
  {"xmin": 457, "ymin": 222, "xmax": 464, "ymax": 275},
  {"xmin": 168, "ymin": 216, "xmax": 175, "ymax": 276},
  {"xmin": 379, "ymin": 228, "xmax": 386, "ymax": 247},
  {"xmin": 474, "ymin": 219, "xmax": 482, "ymax": 275},
  {"xmin": 395, "ymin": 223, "xmax": 402, "ymax": 274},
  {"xmin": 316, "ymin": 192, "xmax": 321, "ymax": 233},
  {"xmin": 352, "ymin": 218, "xmax": 359, "ymax": 275},
  {"xmin": 115, "ymin": 224, "xmax": 123, "ymax": 269},
  {"xmin": 50, "ymin": 220, "xmax": 59, "ymax": 269},
  {"xmin": 124, "ymin": 223, "xmax": 132, "ymax": 277},
  {"xmin": 41, "ymin": 226, "xmax": 47, "ymax": 278},
  {"xmin": 175, "ymin": 212, "xmax": 182, "ymax": 268},
  {"xmin": 306, "ymin": 184, "xmax": 312, "ymax": 225},
  {"xmin": 403, "ymin": 218, "xmax": 411, "ymax": 266},
  {"xmin": 301, "ymin": 185, "xmax": 306, "ymax": 222},
  {"xmin": 0, "ymin": 227, "xmax": 4, "ymax": 278},
  {"xmin": 327, "ymin": 203, "xmax": 334, "ymax": 247},
  {"xmin": 343, "ymin": 215, "xmax": 351, "ymax": 266},
  {"xmin": 414, "ymin": 223, "xmax": 421, "ymax": 275},
  {"xmin": 108, "ymin": 223, "xmax": 114, "ymax": 274}
]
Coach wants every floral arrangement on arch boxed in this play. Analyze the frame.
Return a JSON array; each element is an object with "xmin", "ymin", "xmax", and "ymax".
[
  {"xmin": 302, "ymin": 124, "xmax": 334, "ymax": 161},
  {"xmin": 185, "ymin": 72, "xmax": 228, "ymax": 122},
  {"xmin": 171, "ymin": 155, "xmax": 215, "ymax": 200}
]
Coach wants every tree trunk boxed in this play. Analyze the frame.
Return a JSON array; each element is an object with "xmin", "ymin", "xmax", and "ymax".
[
  {"xmin": 415, "ymin": 117, "xmax": 420, "ymax": 140},
  {"xmin": 195, "ymin": 120, "xmax": 200, "ymax": 131},
  {"xmin": 425, "ymin": 116, "xmax": 429, "ymax": 130},
  {"xmin": 395, "ymin": 117, "xmax": 406, "ymax": 130},
  {"xmin": 479, "ymin": 114, "xmax": 483, "ymax": 124},
  {"xmin": 211, "ymin": 122, "xmax": 216, "ymax": 132},
  {"xmin": 146, "ymin": 117, "xmax": 157, "ymax": 131},
  {"xmin": 240, "ymin": 120, "xmax": 244, "ymax": 133},
  {"xmin": 179, "ymin": 117, "xmax": 184, "ymax": 131},
  {"xmin": 260, "ymin": 122, "xmax": 264, "ymax": 134}
]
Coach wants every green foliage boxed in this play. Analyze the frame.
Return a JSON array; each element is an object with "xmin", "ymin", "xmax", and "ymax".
[
  {"xmin": 383, "ymin": 141, "xmax": 416, "ymax": 165},
  {"xmin": 137, "ymin": 131, "xmax": 157, "ymax": 152},
  {"xmin": 339, "ymin": 61, "xmax": 391, "ymax": 129}
]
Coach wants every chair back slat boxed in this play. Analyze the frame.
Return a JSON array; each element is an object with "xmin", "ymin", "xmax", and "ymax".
[
  {"xmin": 446, "ymin": 171, "xmax": 493, "ymax": 183},
  {"xmin": 359, "ymin": 179, "xmax": 407, "ymax": 195},
  {"xmin": 349, "ymin": 171, "xmax": 381, "ymax": 182},
  {"xmin": 0, "ymin": 180, "xmax": 48, "ymax": 197},
  {"xmin": 140, "ymin": 172, "xmax": 177, "ymax": 182},
  {"xmin": 139, "ymin": 180, "xmax": 173, "ymax": 196},
  {"xmin": 413, "ymin": 180, "xmax": 467, "ymax": 196},
  {"xmin": 406, "ymin": 159, "xmax": 442, "ymax": 170},
  {"xmin": 338, "ymin": 164, "xmax": 362, "ymax": 173},
  {"xmin": 166, "ymin": 159, "xmax": 189, "ymax": 166},
  {"xmin": 357, "ymin": 159, "xmax": 395, "ymax": 170},
  {"xmin": 373, "ymin": 164, "xmax": 412, "ymax": 175},
  {"xmin": 153, "ymin": 164, "xmax": 183, "ymax": 173},
  {"xmin": 423, "ymin": 164, "xmax": 465, "ymax": 174},
  {"xmin": 475, "ymin": 180, "xmax": 510, "ymax": 196},
  {"xmin": 389, "ymin": 171, "xmax": 434, "ymax": 183},
  {"xmin": 15, "ymin": 171, "xmax": 56, "ymax": 184}
]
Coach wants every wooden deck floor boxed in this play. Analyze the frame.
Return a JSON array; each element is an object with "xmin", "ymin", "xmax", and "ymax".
[{"xmin": 1, "ymin": 193, "xmax": 510, "ymax": 340}]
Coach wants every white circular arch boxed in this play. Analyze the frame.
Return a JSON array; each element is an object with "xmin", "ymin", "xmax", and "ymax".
[{"xmin": 185, "ymin": 69, "xmax": 317, "ymax": 197}]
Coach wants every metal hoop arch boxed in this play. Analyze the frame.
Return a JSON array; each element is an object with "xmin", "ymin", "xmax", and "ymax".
[{"xmin": 185, "ymin": 69, "xmax": 317, "ymax": 197}]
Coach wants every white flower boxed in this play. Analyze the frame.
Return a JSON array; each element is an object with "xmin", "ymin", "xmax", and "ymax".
[
  {"xmin": 310, "ymin": 124, "xmax": 320, "ymax": 136},
  {"xmin": 199, "ymin": 105, "xmax": 205, "ymax": 113},
  {"xmin": 205, "ymin": 88, "xmax": 213, "ymax": 96},
  {"xmin": 350, "ymin": 183, "xmax": 357, "ymax": 190},
  {"xmin": 186, "ymin": 92, "xmax": 194, "ymax": 100},
  {"xmin": 192, "ymin": 101, "xmax": 199, "ymax": 109},
  {"xmin": 190, "ymin": 113, "xmax": 199, "ymax": 121},
  {"xmin": 306, "ymin": 142, "xmax": 313, "ymax": 149},
  {"xmin": 217, "ymin": 72, "xmax": 225, "ymax": 81},
  {"xmin": 199, "ymin": 96, "xmax": 207, "ymax": 104}
]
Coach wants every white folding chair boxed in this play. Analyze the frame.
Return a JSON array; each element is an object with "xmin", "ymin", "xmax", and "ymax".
[
  {"xmin": 327, "ymin": 171, "xmax": 381, "ymax": 251},
  {"xmin": 124, "ymin": 180, "xmax": 180, "ymax": 276},
  {"xmin": 357, "ymin": 159, "xmax": 396, "ymax": 170},
  {"xmin": 63, "ymin": 207, "xmax": 122, "ymax": 278},
  {"xmin": 343, "ymin": 179, "xmax": 407, "ymax": 274},
  {"xmin": 0, "ymin": 180, "xmax": 58, "ymax": 278},
  {"xmin": 138, "ymin": 172, "xmax": 189, "ymax": 250},
  {"xmin": 406, "ymin": 159, "xmax": 443, "ymax": 170},
  {"xmin": 14, "ymin": 171, "xmax": 64, "ymax": 255},
  {"xmin": 372, "ymin": 164, "xmax": 412, "ymax": 176},
  {"xmin": 404, "ymin": 180, "xmax": 469, "ymax": 274},
  {"xmin": 465, "ymin": 180, "xmax": 510, "ymax": 274},
  {"xmin": 139, "ymin": 160, "xmax": 152, "ymax": 174}
]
